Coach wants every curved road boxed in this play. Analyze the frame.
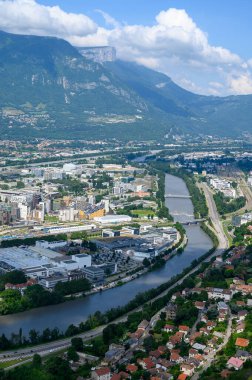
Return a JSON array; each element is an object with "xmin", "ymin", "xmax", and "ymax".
[{"xmin": 199, "ymin": 183, "xmax": 229, "ymax": 250}]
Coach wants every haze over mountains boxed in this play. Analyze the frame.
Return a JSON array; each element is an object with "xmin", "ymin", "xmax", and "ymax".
[{"xmin": 0, "ymin": 30, "xmax": 251, "ymax": 140}]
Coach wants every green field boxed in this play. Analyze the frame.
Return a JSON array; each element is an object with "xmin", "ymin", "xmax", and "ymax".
[
  {"xmin": 0, "ymin": 357, "xmax": 31, "ymax": 369},
  {"xmin": 130, "ymin": 209, "xmax": 155, "ymax": 217}
]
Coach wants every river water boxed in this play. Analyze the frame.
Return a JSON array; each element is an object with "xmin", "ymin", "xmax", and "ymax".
[{"xmin": 0, "ymin": 174, "xmax": 212, "ymax": 337}]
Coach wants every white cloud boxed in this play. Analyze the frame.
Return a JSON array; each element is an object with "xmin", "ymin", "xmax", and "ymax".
[
  {"xmin": 0, "ymin": 0, "xmax": 97, "ymax": 38},
  {"xmin": 0, "ymin": 2, "xmax": 251, "ymax": 95},
  {"xmin": 95, "ymin": 9, "xmax": 121, "ymax": 29},
  {"xmin": 227, "ymin": 73, "xmax": 252, "ymax": 95}
]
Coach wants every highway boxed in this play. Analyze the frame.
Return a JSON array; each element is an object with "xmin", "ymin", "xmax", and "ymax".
[{"xmin": 200, "ymin": 182, "xmax": 229, "ymax": 250}]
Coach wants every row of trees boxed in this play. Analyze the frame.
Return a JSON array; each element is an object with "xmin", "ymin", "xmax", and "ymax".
[
  {"xmin": 0, "ymin": 241, "xmax": 219, "ymax": 351},
  {"xmin": 0, "ymin": 234, "xmax": 67, "ymax": 248},
  {"xmin": 0, "ymin": 271, "xmax": 92, "ymax": 315},
  {"xmin": 149, "ymin": 161, "xmax": 208, "ymax": 219},
  {"xmin": 213, "ymin": 192, "xmax": 246, "ymax": 215}
]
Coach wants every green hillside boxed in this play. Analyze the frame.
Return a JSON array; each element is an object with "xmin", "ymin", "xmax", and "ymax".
[{"xmin": 0, "ymin": 30, "xmax": 252, "ymax": 140}]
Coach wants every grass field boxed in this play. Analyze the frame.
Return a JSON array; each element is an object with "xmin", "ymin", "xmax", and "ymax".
[
  {"xmin": 0, "ymin": 357, "xmax": 32, "ymax": 369},
  {"xmin": 130, "ymin": 209, "xmax": 155, "ymax": 216}
]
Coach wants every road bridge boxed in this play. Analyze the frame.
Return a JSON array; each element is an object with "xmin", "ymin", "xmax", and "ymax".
[
  {"xmin": 165, "ymin": 194, "xmax": 192, "ymax": 199},
  {"xmin": 181, "ymin": 219, "xmax": 206, "ymax": 225}
]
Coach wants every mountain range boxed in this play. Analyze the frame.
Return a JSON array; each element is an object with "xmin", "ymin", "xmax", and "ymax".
[{"xmin": 0, "ymin": 30, "xmax": 252, "ymax": 140}]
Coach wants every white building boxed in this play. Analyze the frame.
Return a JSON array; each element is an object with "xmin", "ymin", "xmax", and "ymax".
[
  {"xmin": 94, "ymin": 215, "xmax": 132, "ymax": 225},
  {"xmin": 59, "ymin": 207, "xmax": 76, "ymax": 222},
  {"xmin": 43, "ymin": 168, "xmax": 64, "ymax": 181},
  {"xmin": 72, "ymin": 253, "xmax": 91, "ymax": 268},
  {"xmin": 248, "ymin": 177, "xmax": 252, "ymax": 186},
  {"xmin": 63, "ymin": 163, "xmax": 77, "ymax": 174},
  {"xmin": 232, "ymin": 213, "xmax": 252, "ymax": 227},
  {"xmin": 35, "ymin": 240, "xmax": 67, "ymax": 250},
  {"xmin": 44, "ymin": 224, "xmax": 96, "ymax": 234},
  {"xmin": 207, "ymin": 288, "xmax": 232, "ymax": 301}
]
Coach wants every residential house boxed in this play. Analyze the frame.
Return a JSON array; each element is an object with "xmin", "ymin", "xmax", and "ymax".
[
  {"xmin": 218, "ymin": 313, "xmax": 227, "ymax": 322},
  {"xmin": 171, "ymin": 292, "xmax": 181, "ymax": 301},
  {"xmin": 92, "ymin": 367, "xmax": 111, "ymax": 380},
  {"xmin": 236, "ymin": 322, "xmax": 245, "ymax": 334},
  {"xmin": 180, "ymin": 363, "xmax": 195, "ymax": 376},
  {"xmin": 235, "ymin": 350, "xmax": 252, "ymax": 361},
  {"xmin": 111, "ymin": 372, "xmax": 129, "ymax": 380},
  {"xmin": 233, "ymin": 284, "xmax": 252, "ymax": 296},
  {"xmin": 235, "ymin": 338, "xmax": 249, "ymax": 348},
  {"xmin": 105, "ymin": 347, "xmax": 125, "ymax": 364},
  {"xmin": 195, "ymin": 301, "xmax": 206, "ymax": 310},
  {"xmin": 150, "ymin": 350, "xmax": 162, "ymax": 361},
  {"xmin": 189, "ymin": 332, "xmax": 203, "ymax": 345},
  {"xmin": 236, "ymin": 301, "xmax": 246, "ymax": 307},
  {"xmin": 217, "ymin": 302, "xmax": 229, "ymax": 311},
  {"xmin": 165, "ymin": 303, "xmax": 177, "ymax": 320},
  {"xmin": 177, "ymin": 374, "xmax": 188, "ymax": 380},
  {"xmin": 227, "ymin": 357, "xmax": 244, "ymax": 370},
  {"xmin": 189, "ymin": 349, "xmax": 198, "ymax": 358},
  {"xmin": 207, "ymin": 288, "xmax": 232, "ymax": 301},
  {"xmin": 179, "ymin": 325, "xmax": 190, "ymax": 335},
  {"xmin": 126, "ymin": 364, "xmax": 138, "ymax": 374},
  {"xmin": 206, "ymin": 321, "xmax": 216, "ymax": 331},
  {"xmin": 138, "ymin": 357, "xmax": 155, "ymax": 370},
  {"xmin": 170, "ymin": 352, "xmax": 183, "ymax": 364},
  {"xmin": 237, "ymin": 310, "xmax": 248, "ymax": 321},
  {"xmin": 167, "ymin": 332, "xmax": 184, "ymax": 349},
  {"xmin": 163, "ymin": 325, "xmax": 176, "ymax": 333}
]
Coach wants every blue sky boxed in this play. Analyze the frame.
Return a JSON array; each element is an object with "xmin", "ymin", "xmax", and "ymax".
[
  {"xmin": 38, "ymin": 0, "xmax": 252, "ymax": 59},
  {"xmin": 0, "ymin": 0, "xmax": 252, "ymax": 96}
]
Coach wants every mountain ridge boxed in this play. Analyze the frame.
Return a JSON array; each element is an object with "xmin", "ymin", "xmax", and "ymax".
[{"xmin": 0, "ymin": 30, "xmax": 251, "ymax": 140}]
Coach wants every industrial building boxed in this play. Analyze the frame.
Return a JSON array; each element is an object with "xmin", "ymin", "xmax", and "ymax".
[{"xmin": 94, "ymin": 215, "xmax": 132, "ymax": 224}]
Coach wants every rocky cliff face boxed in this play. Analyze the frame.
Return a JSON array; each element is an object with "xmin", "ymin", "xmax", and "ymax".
[{"xmin": 77, "ymin": 46, "xmax": 116, "ymax": 63}]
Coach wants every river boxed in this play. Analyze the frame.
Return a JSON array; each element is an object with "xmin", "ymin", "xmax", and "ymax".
[{"xmin": 0, "ymin": 174, "xmax": 212, "ymax": 337}]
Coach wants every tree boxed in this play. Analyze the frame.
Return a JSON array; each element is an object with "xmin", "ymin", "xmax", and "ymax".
[
  {"xmin": 67, "ymin": 346, "xmax": 79, "ymax": 362},
  {"xmin": 16, "ymin": 181, "xmax": 25, "ymax": 189},
  {"xmin": 29, "ymin": 329, "xmax": 39, "ymax": 345},
  {"xmin": 32, "ymin": 353, "xmax": 42, "ymax": 368},
  {"xmin": 143, "ymin": 335, "xmax": 156, "ymax": 353},
  {"xmin": 0, "ymin": 270, "xmax": 26, "ymax": 289},
  {"xmin": 143, "ymin": 258, "xmax": 151, "ymax": 267},
  {"xmin": 71, "ymin": 337, "xmax": 83, "ymax": 352},
  {"xmin": 45, "ymin": 357, "xmax": 73, "ymax": 380}
]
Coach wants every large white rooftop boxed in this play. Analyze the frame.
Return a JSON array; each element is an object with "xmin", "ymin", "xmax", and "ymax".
[{"xmin": 0, "ymin": 247, "xmax": 50, "ymax": 270}]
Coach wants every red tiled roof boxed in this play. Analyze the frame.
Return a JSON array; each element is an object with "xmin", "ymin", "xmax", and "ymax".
[
  {"xmin": 126, "ymin": 364, "xmax": 138, "ymax": 373},
  {"xmin": 96, "ymin": 367, "xmax": 111, "ymax": 376},
  {"xmin": 235, "ymin": 338, "xmax": 249, "ymax": 347},
  {"xmin": 179, "ymin": 325, "xmax": 189, "ymax": 332},
  {"xmin": 178, "ymin": 374, "xmax": 187, "ymax": 380}
]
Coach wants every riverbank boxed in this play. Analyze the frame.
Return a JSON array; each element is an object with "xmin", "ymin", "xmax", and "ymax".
[{"xmin": 0, "ymin": 172, "xmax": 213, "ymax": 340}]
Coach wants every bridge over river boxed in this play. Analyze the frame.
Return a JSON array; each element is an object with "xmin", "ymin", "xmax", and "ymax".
[
  {"xmin": 180, "ymin": 219, "xmax": 206, "ymax": 225},
  {"xmin": 165, "ymin": 194, "xmax": 192, "ymax": 199}
]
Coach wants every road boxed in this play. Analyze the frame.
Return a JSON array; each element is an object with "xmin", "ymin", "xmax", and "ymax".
[
  {"xmin": 237, "ymin": 178, "xmax": 252, "ymax": 213},
  {"xmin": 200, "ymin": 182, "xmax": 229, "ymax": 250},
  {"xmin": 191, "ymin": 310, "xmax": 233, "ymax": 380}
]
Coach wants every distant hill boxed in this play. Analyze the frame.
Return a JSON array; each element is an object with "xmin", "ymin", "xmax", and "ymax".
[
  {"xmin": 106, "ymin": 60, "xmax": 252, "ymax": 137},
  {"xmin": 0, "ymin": 30, "xmax": 252, "ymax": 140}
]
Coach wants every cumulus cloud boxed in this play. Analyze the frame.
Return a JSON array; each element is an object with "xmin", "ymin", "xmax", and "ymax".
[
  {"xmin": 0, "ymin": 0, "xmax": 97, "ymax": 38},
  {"xmin": 227, "ymin": 73, "xmax": 252, "ymax": 95},
  {"xmin": 0, "ymin": 1, "xmax": 251, "ymax": 95}
]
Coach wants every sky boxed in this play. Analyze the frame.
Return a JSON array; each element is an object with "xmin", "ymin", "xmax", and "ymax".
[{"xmin": 0, "ymin": 0, "xmax": 252, "ymax": 96}]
